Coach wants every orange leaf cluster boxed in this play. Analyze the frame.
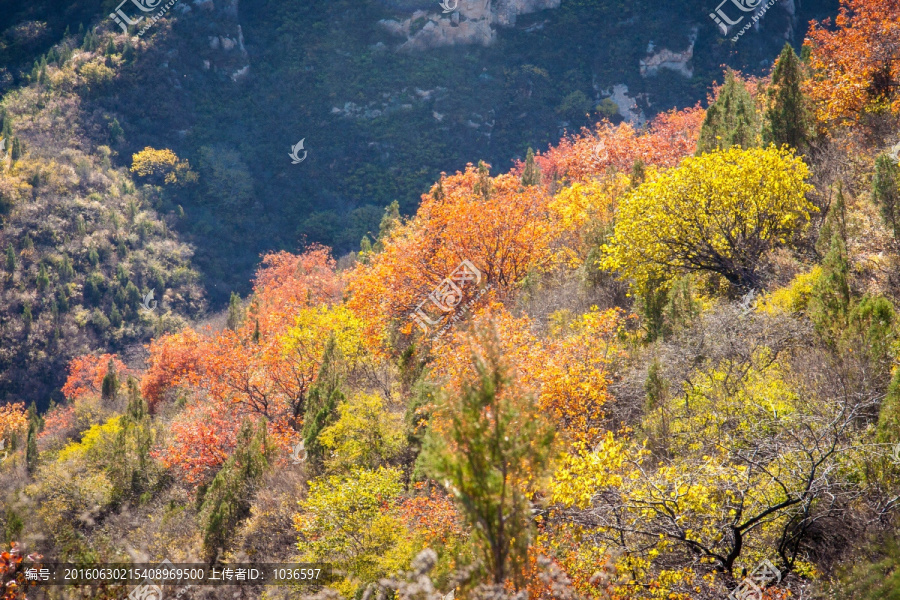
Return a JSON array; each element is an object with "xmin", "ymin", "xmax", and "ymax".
[
  {"xmin": 0, "ymin": 403, "xmax": 27, "ymax": 444},
  {"xmin": 144, "ymin": 247, "xmax": 341, "ymax": 484},
  {"xmin": 805, "ymin": 0, "xmax": 900, "ymax": 124},
  {"xmin": 396, "ymin": 484, "xmax": 466, "ymax": 548},
  {"xmin": 346, "ymin": 165, "xmax": 559, "ymax": 348},
  {"xmin": 535, "ymin": 106, "xmax": 705, "ymax": 185},
  {"xmin": 429, "ymin": 303, "xmax": 625, "ymax": 446},
  {"xmin": 60, "ymin": 354, "xmax": 131, "ymax": 401}
]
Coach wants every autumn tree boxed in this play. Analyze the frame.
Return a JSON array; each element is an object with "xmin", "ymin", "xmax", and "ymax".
[
  {"xmin": 764, "ymin": 44, "xmax": 811, "ymax": 151},
  {"xmin": 805, "ymin": 0, "xmax": 900, "ymax": 124},
  {"xmin": 198, "ymin": 418, "xmax": 275, "ymax": 560},
  {"xmin": 602, "ymin": 146, "xmax": 814, "ymax": 293},
  {"xmin": 130, "ymin": 147, "xmax": 197, "ymax": 186},
  {"xmin": 424, "ymin": 323, "xmax": 554, "ymax": 587},
  {"xmin": 697, "ymin": 70, "xmax": 760, "ymax": 154}
]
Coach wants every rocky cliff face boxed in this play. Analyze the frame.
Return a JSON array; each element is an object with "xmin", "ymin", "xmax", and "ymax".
[{"xmin": 379, "ymin": 0, "xmax": 561, "ymax": 51}]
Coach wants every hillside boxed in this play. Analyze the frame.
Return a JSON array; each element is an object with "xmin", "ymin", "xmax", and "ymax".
[{"xmin": 6, "ymin": 0, "xmax": 900, "ymax": 599}]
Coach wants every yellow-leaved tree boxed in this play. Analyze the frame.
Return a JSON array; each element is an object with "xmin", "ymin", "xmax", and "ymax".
[{"xmin": 602, "ymin": 146, "xmax": 814, "ymax": 294}]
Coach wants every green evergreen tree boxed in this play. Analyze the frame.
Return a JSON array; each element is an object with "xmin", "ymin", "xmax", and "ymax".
[
  {"xmin": 22, "ymin": 302, "xmax": 32, "ymax": 332},
  {"xmin": 105, "ymin": 39, "xmax": 116, "ymax": 56},
  {"xmin": 22, "ymin": 234, "xmax": 32, "ymax": 251},
  {"xmin": 101, "ymin": 358, "xmax": 119, "ymax": 400},
  {"xmin": 10, "ymin": 137, "xmax": 21, "ymax": 161},
  {"xmin": 696, "ymin": 70, "xmax": 760, "ymax": 155},
  {"xmin": 199, "ymin": 419, "xmax": 274, "ymax": 560},
  {"xmin": 123, "ymin": 38, "xmax": 135, "ymax": 62},
  {"xmin": 25, "ymin": 420, "xmax": 38, "ymax": 474},
  {"xmin": 36, "ymin": 264, "xmax": 49, "ymax": 291},
  {"xmin": 226, "ymin": 292, "xmax": 244, "ymax": 331},
  {"xmin": 358, "ymin": 234, "xmax": 373, "ymax": 262},
  {"xmin": 423, "ymin": 327, "xmax": 554, "ymax": 586},
  {"xmin": 372, "ymin": 200, "xmax": 401, "ymax": 253},
  {"xmin": 6, "ymin": 244, "xmax": 15, "ymax": 272},
  {"xmin": 108, "ymin": 118, "xmax": 125, "ymax": 143},
  {"xmin": 302, "ymin": 336, "xmax": 345, "ymax": 473},
  {"xmin": 110, "ymin": 302, "xmax": 122, "ymax": 328},
  {"xmin": 520, "ymin": 148, "xmax": 541, "ymax": 187},
  {"xmin": 474, "ymin": 160, "xmax": 492, "ymax": 201},
  {"xmin": 252, "ymin": 318, "xmax": 260, "ymax": 344},
  {"xmin": 872, "ymin": 153, "xmax": 900, "ymax": 241},
  {"xmin": 110, "ymin": 379, "xmax": 155, "ymax": 499},
  {"xmin": 763, "ymin": 44, "xmax": 811, "ymax": 151}
]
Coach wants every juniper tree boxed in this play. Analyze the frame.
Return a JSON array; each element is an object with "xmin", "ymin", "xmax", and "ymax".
[
  {"xmin": 199, "ymin": 419, "xmax": 275, "ymax": 560},
  {"xmin": 697, "ymin": 70, "xmax": 760, "ymax": 154},
  {"xmin": 302, "ymin": 336, "xmax": 344, "ymax": 473},
  {"xmin": 520, "ymin": 147, "xmax": 541, "ymax": 187},
  {"xmin": 423, "ymin": 324, "xmax": 554, "ymax": 587},
  {"xmin": 101, "ymin": 359, "xmax": 119, "ymax": 400},
  {"xmin": 6, "ymin": 244, "xmax": 15, "ymax": 272},
  {"xmin": 873, "ymin": 153, "xmax": 900, "ymax": 241},
  {"xmin": 764, "ymin": 44, "xmax": 811, "ymax": 151},
  {"xmin": 226, "ymin": 292, "xmax": 244, "ymax": 331}
]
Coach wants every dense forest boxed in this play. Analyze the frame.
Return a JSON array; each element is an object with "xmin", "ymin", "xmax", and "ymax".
[{"xmin": 3, "ymin": 0, "xmax": 900, "ymax": 598}]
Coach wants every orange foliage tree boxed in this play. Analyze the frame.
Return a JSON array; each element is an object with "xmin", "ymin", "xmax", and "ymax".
[
  {"xmin": 428, "ymin": 303, "xmax": 625, "ymax": 447},
  {"xmin": 535, "ymin": 106, "xmax": 704, "ymax": 185},
  {"xmin": 145, "ymin": 247, "xmax": 346, "ymax": 484},
  {"xmin": 346, "ymin": 165, "xmax": 561, "ymax": 348},
  {"xmin": 0, "ymin": 403, "xmax": 27, "ymax": 446},
  {"xmin": 61, "ymin": 354, "xmax": 131, "ymax": 401},
  {"xmin": 805, "ymin": 0, "xmax": 900, "ymax": 124}
]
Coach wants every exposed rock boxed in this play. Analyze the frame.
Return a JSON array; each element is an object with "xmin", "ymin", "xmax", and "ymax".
[
  {"xmin": 380, "ymin": 0, "xmax": 562, "ymax": 51},
  {"xmin": 601, "ymin": 84, "xmax": 645, "ymax": 125},
  {"xmin": 639, "ymin": 27, "xmax": 698, "ymax": 78}
]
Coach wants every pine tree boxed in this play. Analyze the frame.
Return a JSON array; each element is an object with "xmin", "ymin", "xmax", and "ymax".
[
  {"xmin": 873, "ymin": 153, "xmax": 900, "ymax": 241},
  {"xmin": 474, "ymin": 160, "xmax": 492, "ymax": 200},
  {"xmin": 199, "ymin": 419, "xmax": 274, "ymax": 560},
  {"xmin": 520, "ymin": 148, "xmax": 541, "ymax": 187},
  {"xmin": 226, "ymin": 292, "xmax": 244, "ymax": 331},
  {"xmin": 110, "ymin": 303, "xmax": 122, "ymax": 328},
  {"xmin": 696, "ymin": 70, "xmax": 760, "ymax": 155},
  {"xmin": 101, "ymin": 358, "xmax": 119, "ymax": 400},
  {"xmin": 373, "ymin": 200, "xmax": 401, "ymax": 253},
  {"xmin": 36, "ymin": 264, "xmax": 49, "ymax": 291},
  {"xmin": 302, "ymin": 336, "xmax": 345, "ymax": 473},
  {"xmin": 358, "ymin": 234, "xmax": 373, "ymax": 262},
  {"xmin": 22, "ymin": 234, "xmax": 32, "ymax": 251},
  {"xmin": 22, "ymin": 302, "xmax": 32, "ymax": 332},
  {"xmin": 764, "ymin": 44, "xmax": 810, "ymax": 151},
  {"xmin": 252, "ymin": 318, "xmax": 260, "ymax": 344},
  {"xmin": 423, "ymin": 325, "xmax": 554, "ymax": 586},
  {"xmin": 6, "ymin": 244, "xmax": 15, "ymax": 272},
  {"xmin": 25, "ymin": 421, "xmax": 38, "ymax": 474},
  {"xmin": 9, "ymin": 137, "xmax": 20, "ymax": 161},
  {"xmin": 105, "ymin": 39, "xmax": 116, "ymax": 56}
]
